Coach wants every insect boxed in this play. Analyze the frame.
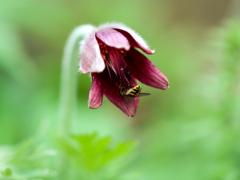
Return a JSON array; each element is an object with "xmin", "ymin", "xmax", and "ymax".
[{"xmin": 120, "ymin": 85, "xmax": 150, "ymax": 103}]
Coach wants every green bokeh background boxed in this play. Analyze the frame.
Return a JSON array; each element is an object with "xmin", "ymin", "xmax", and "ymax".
[{"xmin": 0, "ymin": 0, "xmax": 240, "ymax": 179}]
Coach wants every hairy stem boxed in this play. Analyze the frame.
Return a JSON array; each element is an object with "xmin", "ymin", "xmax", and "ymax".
[
  {"xmin": 58, "ymin": 25, "xmax": 95, "ymax": 179},
  {"xmin": 58, "ymin": 24, "xmax": 95, "ymax": 136}
]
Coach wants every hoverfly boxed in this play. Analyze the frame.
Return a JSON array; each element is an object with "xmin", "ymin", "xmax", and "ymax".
[{"xmin": 120, "ymin": 85, "xmax": 150, "ymax": 103}]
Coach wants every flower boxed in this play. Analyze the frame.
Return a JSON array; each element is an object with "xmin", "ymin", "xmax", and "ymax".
[{"xmin": 79, "ymin": 23, "xmax": 168, "ymax": 117}]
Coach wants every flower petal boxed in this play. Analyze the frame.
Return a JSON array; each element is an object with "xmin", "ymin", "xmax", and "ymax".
[
  {"xmin": 96, "ymin": 27, "xmax": 130, "ymax": 51},
  {"xmin": 98, "ymin": 69, "xmax": 139, "ymax": 117},
  {"xmin": 79, "ymin": 31, "xmax": 105, "ymax": 74},
  {"xmin": 115, "ymin": 28, "xmax": 155, "ymax": 55},
  {"xmin": 88, "ymin": 73, "xmax": 103, "ymax": 109},
  {"xmin": 97, "ymin": 22, "xmax": 154, "ymax": 54},
  {"xmin": 126, "ymin": 48, "xmax": 169, "ymax": 90}
]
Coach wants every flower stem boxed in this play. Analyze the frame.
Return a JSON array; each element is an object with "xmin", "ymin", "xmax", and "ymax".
[
  {"xmin": 58, "ymin": 25, "xmax": 95, "ymax": 179},
  {"xmin": 58, "ymin": 24, "xmax": 95, "ymax": 136}
]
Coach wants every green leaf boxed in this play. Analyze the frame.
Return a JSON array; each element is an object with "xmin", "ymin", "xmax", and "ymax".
[{"xmin": 56, "ymin": 133, "xmax": 136, "ymax": 179}]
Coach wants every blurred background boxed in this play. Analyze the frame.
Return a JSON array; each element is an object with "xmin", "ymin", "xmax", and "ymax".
[{"xmin": 0, "ymin": 0, "xmax": 240, "ymax": 179}]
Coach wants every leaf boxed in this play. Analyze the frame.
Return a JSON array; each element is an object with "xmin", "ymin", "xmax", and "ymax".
[
  {"xmin": 56, "ymin": 133, "xmax": 136, "ymax": 179},
  {"xmin": 0, "ymin": 137, "xmax": 57, "ymax": 180}
]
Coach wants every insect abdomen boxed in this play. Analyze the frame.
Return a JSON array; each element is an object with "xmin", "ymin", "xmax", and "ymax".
[{"xmin": 126, "ymin": 85, "xmax": 142, "ymax": 96}]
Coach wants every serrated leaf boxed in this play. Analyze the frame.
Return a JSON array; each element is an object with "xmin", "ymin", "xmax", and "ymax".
[{"xmin": 56, "ymin": 133, "xmax": 136, "ymax": 179}]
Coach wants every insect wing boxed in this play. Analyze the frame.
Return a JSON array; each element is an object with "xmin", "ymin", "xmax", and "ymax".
[{"xmin": 136, "ymin": 93, "xmax": 151, "ymax": 97}]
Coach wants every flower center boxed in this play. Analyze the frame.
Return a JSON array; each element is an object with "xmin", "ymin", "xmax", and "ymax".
[{"xmin": 97, "ymin": 40, "xmax": 135, "ymax": 89}]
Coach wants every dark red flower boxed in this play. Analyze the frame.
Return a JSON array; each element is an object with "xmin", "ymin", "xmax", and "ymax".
[{"xmin": 79, "ymin": 23, "xmax": 168, "ymax": 117}]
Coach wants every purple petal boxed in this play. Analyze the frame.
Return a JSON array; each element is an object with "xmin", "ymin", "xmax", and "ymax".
[
  {"xmin": 126, "ymin": 48, "xmax": 169, "ymax": 90},
  {"xmin": 96, "ymin": 27, "xmax": 130, "ymax": 51},
  {"xmin": 99, "ymin": 23, "xmax": 154, "ymax": 54},
  {"xmin": 79, "ymin": 31, "xmax": 105, "ymax": 74},
  {"xmin": 88, "ymin": 73, "xmax": 103, "ymax": 109},
  {"xmin": 98, "ymin": 69, "xmax": 139, "ymax": 117},
  {"xmin": 114, "ymin": 29, "xmax": 154, "ymax": 55}
]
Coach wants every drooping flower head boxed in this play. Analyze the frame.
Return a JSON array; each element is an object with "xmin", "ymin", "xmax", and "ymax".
[{"xmin": 79, "ymin": 22, "xmax": 168, "ymax": 117}]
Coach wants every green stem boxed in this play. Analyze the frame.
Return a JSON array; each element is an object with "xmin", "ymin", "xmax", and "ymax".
[
  {"xmin": 58, "ymin": 25, "xmax": 95, "ymax": 136},
  {"xmin": 58, "ymin": 25, "xmax": 95, "ymax": 179}
]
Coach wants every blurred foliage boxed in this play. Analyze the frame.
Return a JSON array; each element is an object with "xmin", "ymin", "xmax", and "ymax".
[
  {"xmin": 0, "ymin": 0, "xmax": 240, "ymax": 180},
  {"xmin": 0, "ymin": 137, "xmax": 56, "ymax": 180},
  {"xmin": 134, "ymin": 19, "xmax": 240, "ymax": 180},
  {"xmin": 57, "ymin": 133, "xmax": 136, "ymax": 180}
]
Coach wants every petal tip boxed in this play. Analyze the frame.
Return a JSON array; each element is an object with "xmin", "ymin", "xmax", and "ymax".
[
  {"xmin": 88, "ymin": 102, "xmax": 102, "ymax": 109},
  {"xmin": 127, "ymin": 111, "xmax": 136, "ymax": 117},
  {"xmin": 88, "ymin": 105, "xmax": 96, "ymax": 109},
  {"xmin": 128, "ymin": 114, "xmax": 135, "ymax": 118},
  {"xmin": 78, "ymin": 66, "xmax": 83, "ymax": 73},
  {"xmin": 162, "ymin": 81, "xmax": 170, "ymax": 90},
  {"xmin": 79, "ymin": 67, "xmax": 89, "ymax": 74}
]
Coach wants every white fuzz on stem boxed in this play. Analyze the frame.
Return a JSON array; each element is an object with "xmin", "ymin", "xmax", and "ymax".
[{"xmin": 58, "ymin": 24, "xmax": 95, "ymax": 180}]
